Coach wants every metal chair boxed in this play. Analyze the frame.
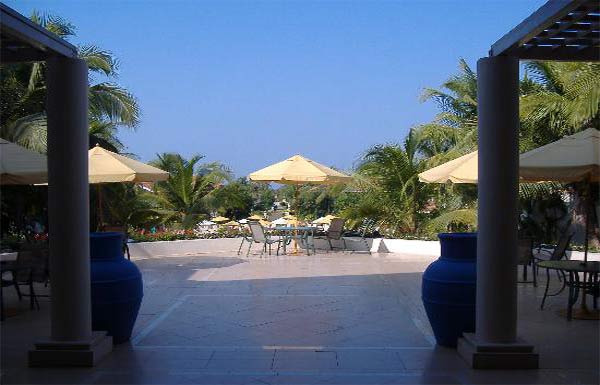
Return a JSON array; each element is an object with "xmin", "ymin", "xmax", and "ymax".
[
  {"xmin": 517, "ymin": 237, "xmax": 537, "ymax": 286},
  {"xmin": 237, "ymin": 224, "xmax": 253, "ymax": 256},
  {"xmin": 537, "ymin": 230, "xmax": 574, "ymax": 309},
  {"xmin": 247, "ymin": 221, "xmax": 286, "ymax": 257}
]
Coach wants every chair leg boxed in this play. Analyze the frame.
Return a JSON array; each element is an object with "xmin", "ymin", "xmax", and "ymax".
[
  {"xmin": 29, "ymin": 280, "xmax": 39, "ymax": 310},
  {"xmin": 328, "ymin": 239, "xmax": 333, "ymax": 251},
  {"xmin": 246, "ymin": 241, "xmax": 252, "ymax": 257},
  {"xmin": 532, "ymin": 262, "xmax": 537, "ymax": 287},
  {"xmin": 1, "ymin": 286, "xmax": 4, "ymax": 321},
  {"xmin": 13, "ymin": 278, "xmax": 22, "ymax": 301},
  {"xmin": 237, "ymin": 238, "xmax": 245, "ymax": 255},
  {"xmin": 541, "ymin": 268, "xmax": 551, "ymax": 310}
]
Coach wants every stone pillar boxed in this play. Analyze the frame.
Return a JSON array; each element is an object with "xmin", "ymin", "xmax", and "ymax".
[
  {"xmin": 457, "ymin": 56, "xmax": 538, "ymax": 369},
  {"xmin": 29, "ymin": 57, "xmax": 112, "ymax": 367}
]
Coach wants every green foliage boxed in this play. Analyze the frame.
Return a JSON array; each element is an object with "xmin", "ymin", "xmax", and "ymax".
[
  {"xmin": 0, "ymin": 11, "xmax": 139, "ymax": 153},
  {"xmin": 149, "ymin": 153, "xmax": 231, "ymax": 229}
]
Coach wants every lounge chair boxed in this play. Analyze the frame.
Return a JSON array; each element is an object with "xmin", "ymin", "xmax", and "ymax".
[
  {"xmin": 315, "ymin": 218, "xmax": 347, "ymax": 252},
  {"xmin": 246, "ymin": 221, "xmax": 286, "ymax": 257}
]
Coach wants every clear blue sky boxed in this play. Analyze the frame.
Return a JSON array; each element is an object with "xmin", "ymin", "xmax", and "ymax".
[{"xmin": 8, "ymin": 0, "xmax": 545, "ymax": 177}]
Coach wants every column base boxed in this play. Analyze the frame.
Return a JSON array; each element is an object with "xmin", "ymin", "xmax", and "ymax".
[
  {"xmin": 457, "ymin": 333, "xmax": 539, "ymax": 369},
  {"xmin": 28, "ymin": 331, "xmax": 112, "ymax": 367}
]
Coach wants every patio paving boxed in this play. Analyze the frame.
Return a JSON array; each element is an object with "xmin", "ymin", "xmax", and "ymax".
[{"xmin": 1, "ymin": 251, "xmax": 598, "ymax": 384}]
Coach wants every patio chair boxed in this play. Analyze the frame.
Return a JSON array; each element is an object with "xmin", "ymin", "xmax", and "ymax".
[
  {"xmin": 246, "ymin": 221, "xmax": 286, "ymax": 257},
  {"xmin": 1, "ymin": 262, "xmax": 23, "ymax": 321},
  {"xmin": 517, "ymin": 237, "xmax": 537, "ymax": 286},
  {"xmin": 102, "ymin": 225, "xmax": 131, "ymax": 260},
  {"xmin": 344, "ymin": 218, "xmax": 375, "ymax": 254},
  {"xmin": 237, "ymin": 224, "xmax": 253, "ymax": 256},
  {"xmin": 13, "ymin": 248, "xmax": 49, "ymax": 311},
  {"xmin": 314, "ymin": 218, "xmax": 347, "ymax": 252},
  {"xmin": 537, "ymin": 230, "xmax": 574, "ymax": 309}
]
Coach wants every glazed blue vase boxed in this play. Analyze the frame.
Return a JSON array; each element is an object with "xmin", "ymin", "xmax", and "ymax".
[
  {"xmin": 90, "ymin": 232, "xmax": 143, "ymax": 344},
  {"xmin": 422, "ymin": 232, "xmax": 477, "ymax": 347}
]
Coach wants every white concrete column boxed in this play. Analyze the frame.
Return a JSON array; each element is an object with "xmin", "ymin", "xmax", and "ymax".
[
  {"xmin": 476, "ymin": 55, "xmax": 520, "ymax": 343},
  {"xmin": 45, "ymin": 56, "xmax": 92, "ymax": 341}
]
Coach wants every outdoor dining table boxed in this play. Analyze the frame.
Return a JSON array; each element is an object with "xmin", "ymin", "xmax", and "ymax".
[
  {"xmin": 537, "ymin": 260, "xmax": 600, "ymax": 320},
  {"xmin": 272, "ymin": 226, "xmax": 317, "ymax": 256}
]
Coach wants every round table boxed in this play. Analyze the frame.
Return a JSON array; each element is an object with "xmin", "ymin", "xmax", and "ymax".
[
  {"xmin": 537, "ymin": 260, "xmax": 599, "ymax": 320},
  {"xmin": 273, "ymin": 226, "xmax": 317, "ymax": 255}
]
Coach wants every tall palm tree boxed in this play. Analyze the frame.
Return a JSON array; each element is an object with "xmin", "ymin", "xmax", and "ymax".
[
  {"xmin": 0, "ymin": 12, "xmax": 139, "ymax": 153},
  {"xmin": 520, "ymin": 61, "xmax": 600, "ymax": 151},
  {"xmin": 415, "ymin": 58, "xmax": 478, "ymax": 164},
  {"xmin": 150, "ymin": 153, "xmax": 231, "ymax": 229},
  {"xmin": 347, "ymin": 129, "xmax": 433, "ymax": 235}
]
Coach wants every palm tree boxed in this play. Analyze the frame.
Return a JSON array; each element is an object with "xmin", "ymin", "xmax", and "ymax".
[
  {"xmin": 150, "ymin": 153, "xmax": 231, "ymax": 229},
  {"xmin": 348, "ymin": 129, "xmax": 433, "ymax": 235},
  {"xmin": 0, "ymin": 11, "xmax": 139, "ymax": 153},
  {"xmin": 520, "ymin": 61, "xmax": 600, "ymax": 151},
  {"xmin": 415, "ymin": 58, "xmax": 479, "ymax": 164}
]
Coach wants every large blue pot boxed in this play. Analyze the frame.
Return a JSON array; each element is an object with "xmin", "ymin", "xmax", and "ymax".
[
  {"xmin": 90, "ymin": 232, "xmax": 143, "ymax": 344},
  {"xmin": 422, "ymin": 232, "xmax": 476, "ymax": 347}
]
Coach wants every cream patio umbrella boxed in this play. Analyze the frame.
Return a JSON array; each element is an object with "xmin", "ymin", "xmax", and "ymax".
[
  {"xmin": 249, "ymin": 154, "xmax": 352, "ymax": 216},
  {"xmin": 519, "ymin": 128, "xmax": 599, "ymax": 264},
  {"xmin": 89, "ymin": 145, "xmax": 169, "ymax": 228},
  {"xmin": 0, "ymin": 138, "xmax": 48, "ymax": 185},
  {"xmin": 249, "ymin": 154, "xmax": 352, "ymax": 252},
  {"xmin": 211, "ymin": 216, "xmax": 230, "ymax": 223},
  {"xmin": 418, "ymin": 151, "xmax": 478, "ymax": 184},
  {"xmin": 419, "ymin": 129, "xmax": 599, "ymax": 261}
]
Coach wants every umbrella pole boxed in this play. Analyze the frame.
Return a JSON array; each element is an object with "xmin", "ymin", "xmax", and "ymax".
[
  {"xmin": 97, "ymin": 184, "xmax": 104, "ymax": 231},
  {"xmin": 293, "ymin": 183, "xmax": 299, "ymax": 254}
]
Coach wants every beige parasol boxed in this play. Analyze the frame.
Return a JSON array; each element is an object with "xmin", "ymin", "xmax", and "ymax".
[
  {"xmin": 89, "ymin": 145, "xmax": 169, "ymax": 228},
  {"xmin": 519, "ymin": 128, "xmax": 599, "ymax": 183},
  {"xmin": 418, "ymin": 151, "xmax": 478, "ymax": 184},
  {"xmin": 249, "ymin": 154, "xmax": 352, "ymax": 252},
  {"xmin": 89, "ymin": 145, "xmax": 169, "ymax": 183},
  {"xmin": 0, "ymin": 138, "xmax": 48, "ymax": 185}
]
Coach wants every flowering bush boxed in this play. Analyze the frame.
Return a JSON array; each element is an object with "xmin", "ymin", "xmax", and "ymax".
[{"xmin": 129, "ymin": 227, "xmax": 246, "ymax": 243}]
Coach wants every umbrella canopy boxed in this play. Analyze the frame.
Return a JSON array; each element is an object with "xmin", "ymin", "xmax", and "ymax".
[
  {"xmin": 89, "ymin": 145, "xmax": 169, "ymax": 184},
  {"xmin": 418, "ymin": 151, "xmax": 478, "ymax": 184},
  {"xmin": 271, "ymin": 217, "xmax": 290, "ymax": 226},
  {"xmin": 313, "ymin": 214, "xmax": 339, "ymax": 225},
  {"xmin": 223, "ymin": 220, "xmax": 239, "ymax": 226},
  {"xmin": 211, "ymin": 216, "xmax": 230, "ymax": 223},
  {"xmin": 419, "ymin": 129, "xmax": 600, "ymax": 185},
  {"xmin": 519, "ymin": 128, "xmax": 599, "ymax": 183},
  {"xmin": 247, "ymin": 214, "xmax": 264, "ymax": 220},
  {"xmin": 248, "ymin": 154, "xmax": 352, "ymax": 185},
  {"xmin": 0, "ymin": 138, "xmax": 48, "ymax": 185}
]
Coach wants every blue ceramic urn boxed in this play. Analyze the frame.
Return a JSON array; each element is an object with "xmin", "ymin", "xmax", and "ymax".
[
  {"xmin": 90, "ymin": 232, "xmax": 143, "ymax": 344},
  {"xmin": 421, "ymin": 232, "xmax": 477, "ymax": 347}
]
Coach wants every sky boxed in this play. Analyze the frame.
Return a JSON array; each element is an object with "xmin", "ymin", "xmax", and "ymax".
[{"xmin": 7, "ymin": 0, "xmax": 546, "ymax": 177}]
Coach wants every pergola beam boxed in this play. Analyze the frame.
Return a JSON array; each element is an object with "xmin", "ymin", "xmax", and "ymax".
[{"xmin": 0, "ymin": 3, "xmax": 77, "ymax": 61}]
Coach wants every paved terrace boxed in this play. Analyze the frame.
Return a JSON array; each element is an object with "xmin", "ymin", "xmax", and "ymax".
[{"xmin": 1, "ymin": 250, "xmax": 598, "ymax": 384}]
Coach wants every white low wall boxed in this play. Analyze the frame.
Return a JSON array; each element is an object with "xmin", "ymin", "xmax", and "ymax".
[
  {"xmin": 128, "ymin": 237, "xmax": 440, "ymax": 259},
  {"xmin": 128, "ymin": 237, "xmax": 598, "ymax": 261}
]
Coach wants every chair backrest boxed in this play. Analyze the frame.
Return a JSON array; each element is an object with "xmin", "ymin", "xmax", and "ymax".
[
  {"xmin": 550, "ymin": 230, "xmax": 573, "ymax": 261},
  {"xmin": 15, "ymin": 248, "xmax": 49, "ymax": 283},
  {"xmin": 517, "ymin": 237, "xmax": 533, "ymax": 265},
  {"xmin": 248, "ymin": 221, "xmax": 267, "ymax": 243},
  {"xmin": 359, "ymin": 218, "xmax": 376, "ymax": 237},
  {"xmin": 327, "ymin": 218, "xmax": 346, "ymax": 240}
]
